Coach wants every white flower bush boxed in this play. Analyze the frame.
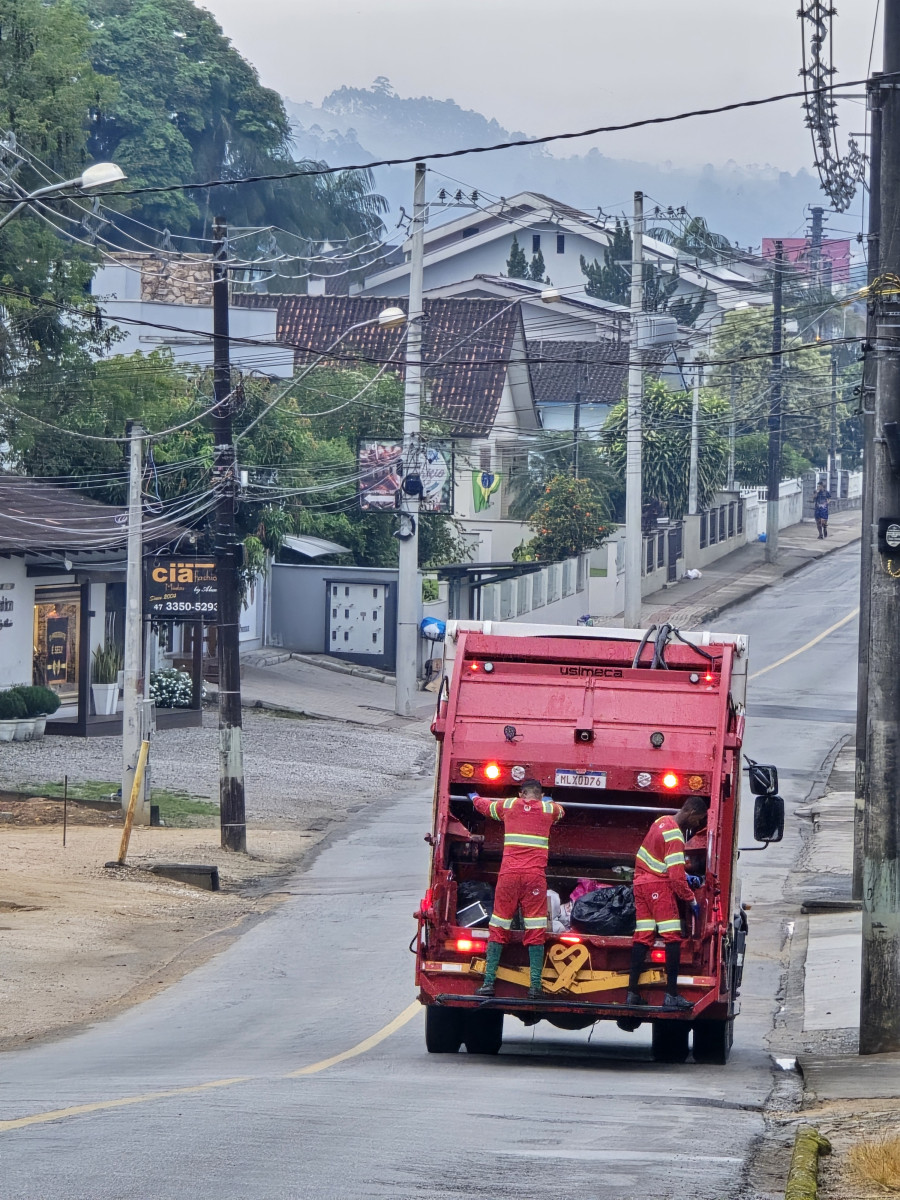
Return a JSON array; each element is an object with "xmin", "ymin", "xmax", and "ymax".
[{"xmin": 149, "ymin": 667, "xmax": 195, "ymax": 708}]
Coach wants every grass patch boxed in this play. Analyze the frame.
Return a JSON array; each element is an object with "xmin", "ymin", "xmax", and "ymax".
[
  {"xmin": 589, "ymin": 567, "xmax": 608, "ymax": 577},
  {"xmin": 848, "ymin": 1133, "xmax": 900, "ymax": 1191},
  {"xmin": 19, "ymin": 779, "xmax": 218, "ymax": 827}
]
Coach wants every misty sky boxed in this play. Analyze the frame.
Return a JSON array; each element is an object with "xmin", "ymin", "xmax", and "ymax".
[{"xmin": 201, "ymin": 0, "xmax": 880, "ymax": 170}]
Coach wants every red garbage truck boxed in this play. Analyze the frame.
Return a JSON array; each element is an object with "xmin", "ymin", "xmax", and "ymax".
[{"xmin": 413, "ymin": 620, "xmax": 783, "ymax": 1064}]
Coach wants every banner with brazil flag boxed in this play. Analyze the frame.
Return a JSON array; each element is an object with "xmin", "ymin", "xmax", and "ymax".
[{"xmin": 472, "ymin": 470, "xmax": 501, "ymax": 512}]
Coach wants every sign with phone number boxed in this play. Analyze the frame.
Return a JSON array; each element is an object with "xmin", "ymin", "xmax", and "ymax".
[{"xmin": 144, "ymin": 558, "xmax": 218, "ymax": 622}]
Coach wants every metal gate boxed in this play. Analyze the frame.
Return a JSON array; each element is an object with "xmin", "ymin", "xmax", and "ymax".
[{"xmin": 325, "ymin": 580, "xmax": 397, "ymax": 669}]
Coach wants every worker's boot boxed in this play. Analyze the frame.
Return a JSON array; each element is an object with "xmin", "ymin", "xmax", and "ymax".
[
  {"xmin": 475, "ymin": 941, "xmax": 502, "ymax": 996},
  {"xmin": 527, "ymin": 944, "xmax": 544, "ymax": 1000},
  {"xmin": 663, "ymin": 940, "xmax": 692, "ymax": 1011},
  {"xmin": 625, "ymin": 942, "xmax": 648, "ymax": 1006}
]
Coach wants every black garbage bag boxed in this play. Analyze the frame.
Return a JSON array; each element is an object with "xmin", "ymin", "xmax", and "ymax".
[
  {"xmin": 571, "ymin": 884, "xmax": 636, "ymax": 936},
  {"xmin": 456, "ymin": 880, "xmax": 494, "ymax": 926}
]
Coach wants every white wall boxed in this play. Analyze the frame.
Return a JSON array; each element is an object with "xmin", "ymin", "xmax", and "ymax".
[{"xmin": 0, "ymin": 557, "xmax": 32, "ymax": 688}]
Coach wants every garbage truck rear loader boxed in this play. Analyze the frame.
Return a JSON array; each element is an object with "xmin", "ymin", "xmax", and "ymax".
[{"xmin": 413, "ymin": 621, "xmax": 783, "ymax": 1064}]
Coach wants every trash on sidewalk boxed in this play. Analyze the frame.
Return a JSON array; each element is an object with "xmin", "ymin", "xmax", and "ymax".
[{"xmin": 682, "ymin": 568, "xmax": 702, "ymax": 581}]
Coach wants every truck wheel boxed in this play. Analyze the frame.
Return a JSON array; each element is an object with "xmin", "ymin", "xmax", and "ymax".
[
  {"xmin": 692, "ymin": 1018, "xmax": 734, "ymax": 1064},
  {"xmin": 463, "ymin": 1010, "xmax": 504, "ymax": 1055},
  {"xmin": 651, "ymin": 1020, "xmax": 690, "ymax": 1064},
  {"xmin": 425, "ymin": 1006, "xmax": 464, "ymax": 1054}
]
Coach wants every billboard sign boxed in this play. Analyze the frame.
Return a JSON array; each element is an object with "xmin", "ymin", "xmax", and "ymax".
[
  {"xmin": 358, "ymin": 440, "xmax": 453, "ymax": 513},
  {"xmin": 144, "ymin": 558, "xmax": 218, "ymax": 621}
]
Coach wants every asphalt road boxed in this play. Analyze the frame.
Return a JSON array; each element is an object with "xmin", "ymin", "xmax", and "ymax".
[{"xmin": 0, "ymin": 545, "xmax": 860, "ymax": 1200}]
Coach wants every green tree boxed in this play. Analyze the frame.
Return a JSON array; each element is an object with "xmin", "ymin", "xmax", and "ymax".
[
  {"xmin": 580, "ymin": 217, "xmax": 700, "ymax": 318},
  {"xmin": 529, "ymin": 247, "xmax": 546, "ymax": 282},
  {"xmin": 516, "ymin": 475, "xmax": 614, "ymax": 561},
  {"xmin": 732, "ymin": 432, "xmax": 812, "ymax": 487},
  {"xmin": 646, "ymin": 214, "xmax": 734, "ymax": 263},
  {"xmin": 506, "ymin": 235, "xmax": 528, "ymax": 279},
  {"xmin": 603, "ymin": 379, "xmax": 729, "ymax": 518}
]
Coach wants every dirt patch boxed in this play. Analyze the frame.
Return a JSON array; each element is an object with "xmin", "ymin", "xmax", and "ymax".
[
  {"xmin": 0, "ymin": 792, "xmax": 124, "ymax": 828},
  {"xmin": 807, "ymin": 1101, "xmax": 900, "ymax": 1198},
  {"xmin": 0, "ymin": 823, "xmax": 317, "ymax": 1052}
]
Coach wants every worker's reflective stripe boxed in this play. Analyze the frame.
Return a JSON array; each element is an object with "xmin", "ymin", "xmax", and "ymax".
[
  {"xmin": 523, "ymin": 916, "xmax": 547, "ymax": 928},
  {"xmin": 502, "ymin": 798, "xmax": 516, "ymax": 810},
  {"xmin": 504, "ymin": 834, "xmax": 549, "ymax": 849},
  {"xmin": 489, "ymin": 801, "xmax": 500, "ymax": 821},
  {"xmin": 635, "ymin": 919, "xmax": 656, "ymax": 932},
  {"xmin": 662, "ymin": 828, "xmax": 684, "ymax": 843},
  {"xmin": 664, "ymin": 851, "xmax": 686, "ymax": 867},
  {"xmin": 489, "ymin": 913, "xmax": 513, "ymax": 929},
  {"xmin": 541, "ymin": 800, "xmax": 555, "ymax": 814},
  {"xmin": 636, "ymin": 847, "xmax": 666, "ymax": 874},
  {"xmin": 657, "ymin": 918, "xmax": 683, "ymax": 933}
]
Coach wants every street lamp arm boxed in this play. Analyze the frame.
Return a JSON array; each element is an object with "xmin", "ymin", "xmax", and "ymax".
[{"xmin": 0, "ymin": 163, "xmax": 125, "ymax": 233}]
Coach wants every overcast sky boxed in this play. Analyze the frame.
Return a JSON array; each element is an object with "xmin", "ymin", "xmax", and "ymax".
[{"xmin": 200, "ymin": 0, "xmax": 880, "ymax": 170}]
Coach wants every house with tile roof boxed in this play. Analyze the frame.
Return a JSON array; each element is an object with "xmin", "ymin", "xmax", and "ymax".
[
  {"xmin": 236, "ymin": 293, "xmax": 542, "ymax": 561},
  {"xmin": 357, "ymin": 191, "xmax": 769, "ymax": 332}
]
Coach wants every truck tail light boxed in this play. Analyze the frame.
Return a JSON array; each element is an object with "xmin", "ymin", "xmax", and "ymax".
[
  {"xmin": 650, "ymin": 948, "xmax": 667, "ymax": 963},
  {"xmin": 469, "ymin": 662, "xmax": 480, "ymax": 671},
  {"xmin": 559, "ymin": 934, "xmax": 582, "ymax": 944},
  {"xmin": 662, "ymin": 772, "xmax": 679, "ymax": 789},
  {"xmin": 422, "ymin": 888, "xmax": 434, "ymax": 914},
  {"xmin": 484, "ymin": 762, "xmax": 501, "ymax": 780},
  {"xmin": 448, "ymin": 937, "xmax": 486, "ymax": 954}
]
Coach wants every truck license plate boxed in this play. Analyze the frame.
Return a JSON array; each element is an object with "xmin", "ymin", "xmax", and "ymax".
[{"xmin": 555, "ymin": 769, "xmax": 607, "ymax": 789}]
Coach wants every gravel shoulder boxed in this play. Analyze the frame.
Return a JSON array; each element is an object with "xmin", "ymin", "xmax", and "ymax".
[{"xmin": 0, "ymin": 709, "xmax": 435, "ymax": 1051}]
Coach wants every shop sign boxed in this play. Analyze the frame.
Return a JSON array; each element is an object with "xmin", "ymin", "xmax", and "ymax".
[
  {"xmin": 46, "ymin": 616, "xmax": 69, "ymax": 682},
  {"xmin": 144, "ymin": 558, "xmax": 218, "ymax": 621}
]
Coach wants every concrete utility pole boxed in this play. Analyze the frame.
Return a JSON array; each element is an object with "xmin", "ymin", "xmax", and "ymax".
[
  {"xmin": 829, "ymin": 351, "xmax": 838, "ymax": 496},
  {"xmin": 623, "ymin": 190, "xmax": 644, "ymax": 627},
  {"xmin": 861, "ymin": 2, "xmax": 900, "ymax": 1054},
  {"xmin": 122, "ymin": 419, "xmax": 147, "ymax": 823},
  {"xmin": 855, "ymin": 74, "xmax": 883, "ymax": 901},
  {"xmin": 395, "ymin": 162, "xmax": 426, "ymax": 717},
  {"xmin": 765, "ymin": 241, "xmax": 784, "ymax": 563},
  {"xmin": 727, "ymin": 363, "xmax": 737, "ymax": 492},
  {"xmin": 688, "ymin": 370, "xmax": 701, "ymax": 515},
  {"xmin": 211, "ymin": 217, "xmax": 247, "ymax": 852},
  {"xmin": 809, "ymin": 205, "xmax": 824, "ymax": 289}
]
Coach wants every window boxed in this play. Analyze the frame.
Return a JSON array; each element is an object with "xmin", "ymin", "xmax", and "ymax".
[
  {"xmin": 462, "ymin": 225, "xmax": 480, "ymax": 239},
  {"xmin": 700, "ymin": 513, "xmax": 707, "ymax": 549},
  {"xmin": 556, "ymin": 234, "xmax": 565, "ymax": 254},
  {"xmin": 532, "ymin": 234, "xmax": 541, "ymax": 254}
]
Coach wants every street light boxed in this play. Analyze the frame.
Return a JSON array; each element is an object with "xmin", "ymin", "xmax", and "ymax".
[{"xmin": 0, "ymin": 162, "xmax": 126, "ymax": 232}]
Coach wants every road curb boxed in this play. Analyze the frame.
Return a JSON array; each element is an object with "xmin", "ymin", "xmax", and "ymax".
[{"xmin": 784, "ymin": 1124, "xmax": 831, "ymax": 1200}]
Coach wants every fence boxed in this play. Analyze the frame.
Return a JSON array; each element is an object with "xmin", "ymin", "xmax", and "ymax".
[{"xmin": 479, "ymin": 554, "xmax": 589, "ymax": 625}]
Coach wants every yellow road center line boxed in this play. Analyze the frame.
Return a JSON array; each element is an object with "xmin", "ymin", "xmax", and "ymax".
[
  {"xmin": 0, "ymin": 1076, "xmax": 252, "ymax": 1133},
  {"xmin": 0, "ymin": 1002, "xmax": 424, "ymax": 1133},
  {"xmin": 287, "ymin": 1001, "xmax": 422, "ymax": 1077},
  {"xmin": 749, "ymin": 607, "xmax": 859, "ymax": 681}
]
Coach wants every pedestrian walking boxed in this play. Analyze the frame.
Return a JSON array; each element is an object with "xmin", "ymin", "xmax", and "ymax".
[
  {"xmin": 814, "ymin": 482, "xmax": 831, "ymax": 539},
  {"xmin": 626, "ymin": 796, "xmax": 707, "ymax": 1011},
  {"xmin": 469, "ymin": 779, "xmax": 564, "ymax": 999}
]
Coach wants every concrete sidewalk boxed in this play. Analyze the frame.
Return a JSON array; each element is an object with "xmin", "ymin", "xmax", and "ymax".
[
  {"xmin": 642, "ymin": 509, "xmax": 860, "ymax": 627},
  {"xmin": 789, "ymin": 740, "xmax": 900, "ymax": 1104}
]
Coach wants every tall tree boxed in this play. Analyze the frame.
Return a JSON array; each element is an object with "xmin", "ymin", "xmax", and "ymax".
[
  {"xmin": 529, "ymin": 247, "xmax": 546, "ymax": 282},
  {"xmin": 506, "ymin": 235, "xmax": 528, "ymax": 279},
  {"xmin": 647, "ymin": 214, "xmax": 734, "ymax": 263},
  {"xmin": 580, "ymin": 217, "xmax": 701, "ymax": 319}
]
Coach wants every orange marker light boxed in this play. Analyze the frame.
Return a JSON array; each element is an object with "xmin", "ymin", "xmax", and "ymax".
[
  {"xmin": 559, "ymin": 934, "xmax": 582, "ymax": 944},
  {"xmin": 469, "ymin": 662, "xmax": 480, "ymax": 671},
  {"xmin": 484, "ymin": 762, "xmax": 501, "ymax": 781},
  {"xmin": 662, "ymin": 772, "xmax": 679, "ymax": 789}
]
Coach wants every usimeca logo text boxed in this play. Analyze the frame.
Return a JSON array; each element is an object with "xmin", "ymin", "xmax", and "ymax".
[{"xmin": 559, "ymin": 666, "xmax": 623, "ymax": 678}]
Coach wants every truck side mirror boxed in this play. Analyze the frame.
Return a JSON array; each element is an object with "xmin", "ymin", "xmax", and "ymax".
[
  {"xmin": 754, "ymin": 793, "xmax": 784, "ymax": 843},
  {"xmin": 748, "ymin": 762, "xmax": 778, "ymax": 796}
]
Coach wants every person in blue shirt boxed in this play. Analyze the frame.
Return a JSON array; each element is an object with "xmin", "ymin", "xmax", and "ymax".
[{"xmin": 814, "ymin": 483, "xmax": 831, "ymax": 539}]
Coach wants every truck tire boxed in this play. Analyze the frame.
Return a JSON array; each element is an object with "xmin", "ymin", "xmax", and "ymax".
[
  {"xmin": 651, "ymin": 1020, "xmax": 690, "ymax": 1064},
  {"xmin": 425, "ymin": 1006, "xmax": 464, "ymax": 1054},
  {"xmin": 692, "ymin": 1018, "xmax": 734, "ymax": 1064},
  {"xmin": 463, "ymin": 1010, "xmax": 504, "ymax": 1055}
]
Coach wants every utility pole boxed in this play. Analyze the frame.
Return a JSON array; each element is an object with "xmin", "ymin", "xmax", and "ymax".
[
  {"xmin": 809, "ymin": 205, "xmax": 824, "ymax": 289},
  {"xmin": 212, "ymin": 216, "xmax": 247, "ymax": 853},
  {"xmin": 573, "ymin": 388, "xmax": 581, "ymax": 479},
  {"xmin": 688, "ymin": 369, "xmax": 701, "ymax": 515},
  {"xmin": 727, "ymin": 363, "xmax": 737, "ymax": 491},
  {"xmin": 122, "ymin": 420, "xmax": 147, "ymax": 823},
  {"xmin": 623, "ymin": 190, "xmax": 644, "ymax": 627},
  {"xmin": 395, "ymin": 163, "xmax": 426, "ymax": 717},
  {"xmin": 829, "ymin": 351, "xmax": 838, "ymax": 496},
  {"xmin": 765, "ymin": 241, "xmax": 784, "ymax": 563},
  {"xmin": 855, "ymin": 73, "xmax": 883, "ymax": 901},
  {"xmin": 861, "ymin": 1, "xmax": 900, "ymax": 1054}
]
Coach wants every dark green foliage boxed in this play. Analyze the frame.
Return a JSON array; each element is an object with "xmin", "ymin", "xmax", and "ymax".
[
  {"xmin": 0, "ymin": 689, "xmax": 27, "ymax": 719},
  {"xmin": 529, "ymin": 248, "xmax": 546, "ymax": 282},
  {"xmin": 10, "ymin": 684, "xmax": 61, "ymax": 716},
  {"xmin": 515, "ymin": 475, "xmax": 614, "ymax": 561},
  {"xmin": 580, "ymin": 217, "xmax": 701, "ymax": 318},
  {"xmin": 506, "ymin": 235, "xmax": 529, "ymax": 279},
  {"xmin": 603, "ymin": 379, "xmax": 729, "ymax": 518},
  {"xmin": 733, "ymin": 433, "xmax": 812, "ymax": 487},
  {"xmin": 669, "ymin": 287, "xmax": 709, "ymax": 327},
  {"xmin": 646, "ymin": 215, "xmax": 734, "ymax": 263}
]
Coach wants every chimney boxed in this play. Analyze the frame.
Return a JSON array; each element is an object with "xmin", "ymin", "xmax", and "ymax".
[{"xmin": 307, "ymin": 278, "xmax": 326, "ymax": 296}]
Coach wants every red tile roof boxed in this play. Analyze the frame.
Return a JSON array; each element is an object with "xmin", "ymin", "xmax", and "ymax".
[{"xmin": 236, "ymin": 295, "xmax": 527, "ymax": 437}]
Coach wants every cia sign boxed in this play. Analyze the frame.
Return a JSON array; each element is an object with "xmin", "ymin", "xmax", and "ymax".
[
  {"xmin": 877, "ymin": 517, "xmax": 900, "ymax": 556},
  {"xmin": 144, "ymin": 558, "xmax": 218, "ymax": 621}
]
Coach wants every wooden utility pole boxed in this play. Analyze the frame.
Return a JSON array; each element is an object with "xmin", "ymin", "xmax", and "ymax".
[
  {"xmin": 212, "ymin": 217, "xmax": 247, "ymax": 853},
  {"xmin": 854, "ymin": 74, "xmax": 883, "ymax": 901},
  {"xmin": 765, "ymin": 242, "xmax": 784, "ymax": 563},
  {"xmin": 861, "ymin": 2, "xmax": 900, "ymax": 1054},
  {"xmin": 623, "ymin": 190, "xmax": 644, "ymax": 627}
]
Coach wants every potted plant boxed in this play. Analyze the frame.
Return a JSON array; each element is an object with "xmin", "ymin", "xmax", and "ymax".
[
  {"xmin": 0, "ymin": 688, "xmax": 25, "ymax": 742},
  {"xmin": 149, "ymin": 667, "xmax": 195, "ymax": 708},
  {"xmin": 91, "ymin": 644, "xmax": 123, "ymax": 716},
  {"xmin": 14, "ymin": 685, "xmax": 61, "ymax": 740}
]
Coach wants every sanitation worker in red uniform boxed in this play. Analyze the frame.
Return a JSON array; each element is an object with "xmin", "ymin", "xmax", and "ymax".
[
  {"xmin": 626, "ymin": 796, "xmax": 708, "ymax": 1011},
  {"xmin": 469, "ymin": 779, "xmax": 564, "ymax": 999}
]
